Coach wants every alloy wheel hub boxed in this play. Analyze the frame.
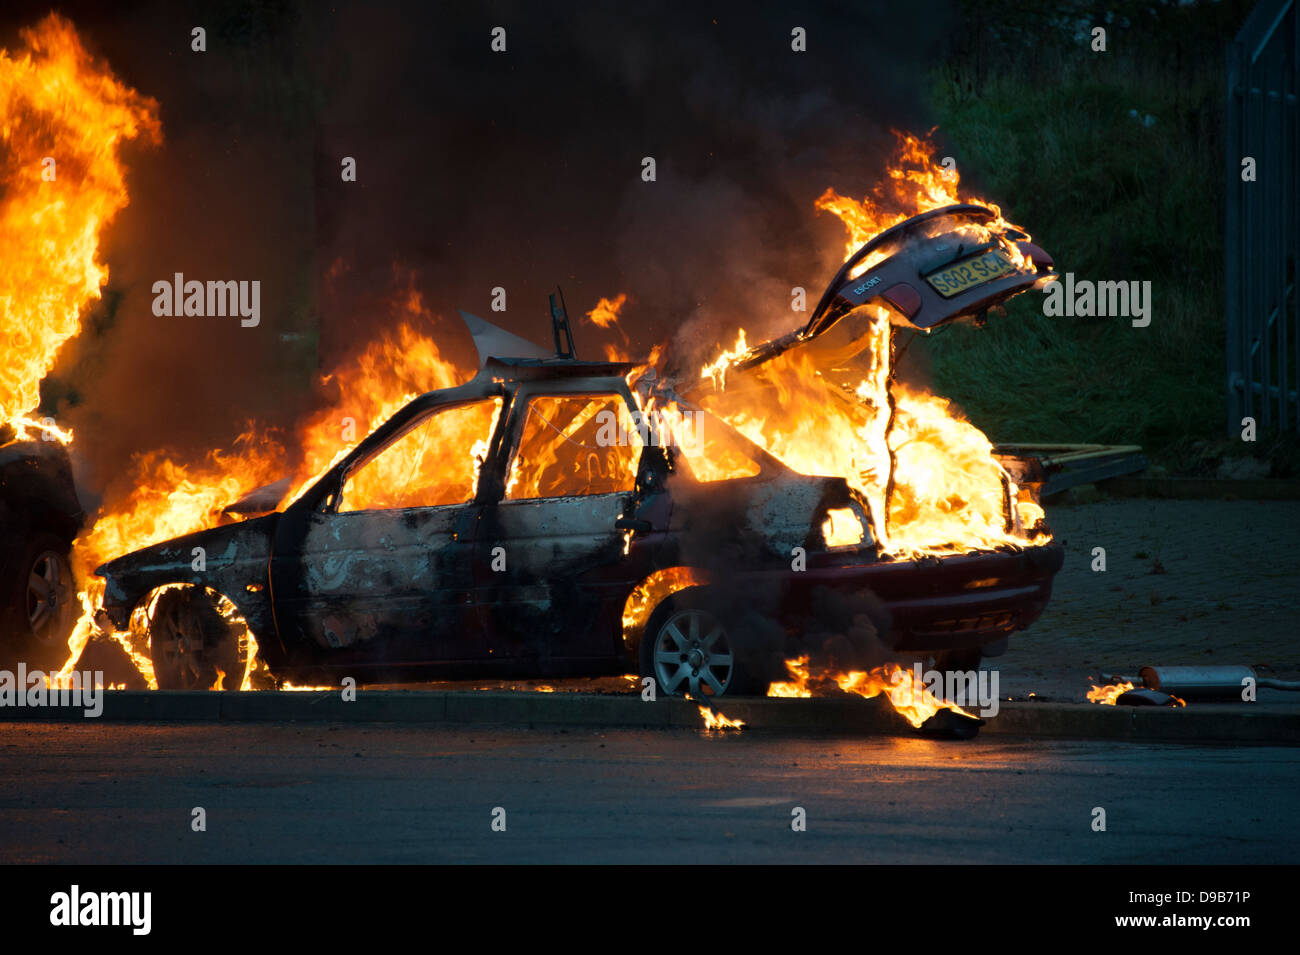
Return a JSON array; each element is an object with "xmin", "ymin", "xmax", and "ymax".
[{"xmin": 653, "ymin": 608, "xmax": 734, "ymax": 697}]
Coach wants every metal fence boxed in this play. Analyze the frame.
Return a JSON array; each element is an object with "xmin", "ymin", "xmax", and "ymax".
[{"xmin": 1226, "ymin": 0, "xmax": 1298, "ymax": 433}]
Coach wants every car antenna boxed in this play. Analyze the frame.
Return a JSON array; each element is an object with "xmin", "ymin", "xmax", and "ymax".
[{"xmin": 550, "ymin": 286, "xmax": 578, "ymax": 360}]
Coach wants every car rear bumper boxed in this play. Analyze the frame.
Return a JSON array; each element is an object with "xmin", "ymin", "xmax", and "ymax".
[{"xmin": 786, "ymin": 540, "xmax": 1065, "ymax": 653}]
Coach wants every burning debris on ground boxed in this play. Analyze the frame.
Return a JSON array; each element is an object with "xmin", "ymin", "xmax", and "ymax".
[
  {"xmin": 1087, "ymin": 680, "xmax": 1138, "ymax": 705},
  {"xmin": 696, "ymin": 703, "xmax": 746, "ymax": 733},
  {"xmin": 1086, "ymin": 665, "xmax": 1300, "ymax": 708}
]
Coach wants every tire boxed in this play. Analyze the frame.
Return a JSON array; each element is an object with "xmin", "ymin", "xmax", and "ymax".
[
  {"xmin": 0, "ymin": 532, "xmax": 78, "ymax": 669},
  {"xmin": 147, "ymin": 587, "xmax": 244, "ymax": 690},
  {"xmin": 639, "ymin": 590, "xmax": 769, "ymax": 698}
]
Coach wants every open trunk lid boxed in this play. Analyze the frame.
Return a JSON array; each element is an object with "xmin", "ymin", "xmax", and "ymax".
[{"xmin": 682, "ymin": 203, "xmax": 1054, "ymax": 397}]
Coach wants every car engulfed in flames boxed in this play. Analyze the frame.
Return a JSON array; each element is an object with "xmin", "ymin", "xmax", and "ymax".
[
  {"xmin": 91, "ymin": 201, "xmax": 1064, "ymax": 700},
  {"xmin": 1, "ymin": 14, "xmax": 1063, "ymax": 732}
]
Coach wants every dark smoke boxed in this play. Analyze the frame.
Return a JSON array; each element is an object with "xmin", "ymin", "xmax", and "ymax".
[
  {"xmin": 11, "ymin": 0, "xmax": 952, "ymax": 503},
  {"xmin": 661, "ymin": 472, "xmax": 897, "ymax": 684}
]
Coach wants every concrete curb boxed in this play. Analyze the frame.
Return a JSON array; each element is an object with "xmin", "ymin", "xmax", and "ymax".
[
  {"xmin": 980, "ymin": 701, "xmax": 1300, "ymax": 743},
  {"xmin": 3, "ymin": 690, "xmax": 1298, "ymax": 743}
]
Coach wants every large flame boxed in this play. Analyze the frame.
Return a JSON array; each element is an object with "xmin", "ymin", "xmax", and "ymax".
[
  {"xmin": 58, "ymin": 286, "xmax": 482, "ymax": 687},
  {"xmin": 69, "ymin": 292, "xmax": 471, "ymax": 583},
  {"xmin": 0, "ymin": 16, "xmax": 159, "ymax": 433},
  {"xmin": 9, "ymin": 36, "xmax": 1042, "ymax": 704},
  {"xmin": 698, "ymin": 130, "xmax": 1047, "ymax": 557},
  {"xmin": 55, "ymin": 279, "xmax": 649, "ymax": 687}
]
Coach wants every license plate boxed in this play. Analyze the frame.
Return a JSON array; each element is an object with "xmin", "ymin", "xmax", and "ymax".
[{"xmin": 925, "ymin": 250, "xmax": 1017, "ymax": 298}]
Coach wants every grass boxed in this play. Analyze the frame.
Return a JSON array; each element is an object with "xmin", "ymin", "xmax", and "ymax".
[{"xmin": 916, "ymin": 0, "xmax": 1294, "ymax": 473}]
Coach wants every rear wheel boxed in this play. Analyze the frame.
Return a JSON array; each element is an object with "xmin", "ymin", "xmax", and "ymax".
[
  {"xmin": 640, "ymin": 591, "xmax": 768, "ymax": 698},
  {"xmin": 147, "ymin": 587, "xmax": 244, "ymax": 690}
]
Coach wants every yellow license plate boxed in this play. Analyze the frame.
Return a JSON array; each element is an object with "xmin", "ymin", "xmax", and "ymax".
[{"xmin": 925, "ymin": 250, "xmax": 1017, "ymax": 298}]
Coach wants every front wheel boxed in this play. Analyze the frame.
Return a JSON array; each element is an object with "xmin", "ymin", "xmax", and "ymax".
[
  {"xmin": 639, "ymin": 591, "xmax": 769, "ymax": 698},
  {"xmin": 147, "ymin": 587, "xmax": 244, "ymax": 690}
]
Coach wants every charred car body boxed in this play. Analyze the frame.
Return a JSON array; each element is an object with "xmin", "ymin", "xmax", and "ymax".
[
  {"xmin": 0, "ymin": 429, "xmax": 83, "ymax": 667},
  {"xmin": 97, "ymin": 205, "xmax": 1065, "ymax": 695}
]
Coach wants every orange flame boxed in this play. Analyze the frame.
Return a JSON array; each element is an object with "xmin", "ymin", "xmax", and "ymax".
[
  {"xmin": 815, "ymin": 129, "xmax": 1033, "ymax": 272},
  {"xmin": 698, "ymin": 705, "xmax": 745, "ymax": 732},
  {"xmin": 16, "ymin": 77, "xmax": 1042, "ymax": 695},
  {"xmin": 768, "ymin": 655, "xmax": 814, "ymax": 698},
  {"xmin": 699, "ymin": 129, "xmax": 1048, "ymax": 557},
  {"xmin": 586, "ymin": 293, "xmax": 633, "ymax": 361},
  {"xmin": 56, "ymin": 282, "xmax": 658, "ymax": 686},
  {"xmin": 56, "ymin": 290, "xmax": 480, "ymax": 686},
  {"xmin": 621, "ymin": 567, "xmax": 708, "ymax": 649},
  {"xmin": 768, "ymin": 655, "xmax": 975, "ymax": 728},
  {"xmin": 0, "ymin": 15, "xmax": 160, "ymax": 431},
  {"xmin": 586, "ymin": 293, "xmax": 627, "ymax": 329},
  {"xmin": 1086, "ymin": 681, "xmax": 1135, "ymax": 704}
]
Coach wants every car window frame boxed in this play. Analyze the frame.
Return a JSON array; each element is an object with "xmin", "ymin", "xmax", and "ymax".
[
  {"xmin": 490, "ymin": 378, "xmax": 645, "ymax": 504},
  {"xmin": 305, "ymin": 383, "xmax": 508, "ymax": 515},
  {"xmin": 338, "ymin": 397, "xmax": 504, "ymax": 513}
]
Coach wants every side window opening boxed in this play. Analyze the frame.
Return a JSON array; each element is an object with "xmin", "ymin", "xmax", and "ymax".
[
  {"xmin": 504, "ymin": 394, "xmax": 644, "ymax": 500},
  {"xmin": 666, "ymin": 406, "xmax": 762, "ymax": 482},
  {"xmin": 339, "ymin": 398, "xmax": 502, "ymax": 511}
]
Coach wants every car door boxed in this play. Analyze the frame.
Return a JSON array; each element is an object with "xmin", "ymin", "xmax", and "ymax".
[
  {"xmin": 474, "ymin": 385, "xmax": 645, "ymax": 664},
  {"xmin": 271, "ymin": 397, "xmax": 502, "ymax": 668}
]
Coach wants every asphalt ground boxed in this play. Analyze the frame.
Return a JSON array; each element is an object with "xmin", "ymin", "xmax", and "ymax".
[
  {"xmin": 1002, "ymin": 497, "xmax": 1300, "ymax": 700},
  {"xmin": 3, "ymin": 722, "xmax": 1295, "ymax": 864}
]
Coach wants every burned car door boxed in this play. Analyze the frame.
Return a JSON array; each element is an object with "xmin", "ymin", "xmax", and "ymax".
[
  {"xmin": 474, "ymin": 387, "xmax": 645, "ymax": 663},
  {"xmin": 270, "ymin": 398, "xmax": 501, "ymax": 666}
]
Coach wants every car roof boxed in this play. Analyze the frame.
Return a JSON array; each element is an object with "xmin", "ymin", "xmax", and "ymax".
[{"xmin": 484, "ymin": 356, "xmax": 637, "ymax": 381}]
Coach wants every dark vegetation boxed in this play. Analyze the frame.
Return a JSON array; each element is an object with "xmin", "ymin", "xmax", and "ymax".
[{"xmin": 923, "ymin": 0, "xmax": 1297, "ymax": 475}]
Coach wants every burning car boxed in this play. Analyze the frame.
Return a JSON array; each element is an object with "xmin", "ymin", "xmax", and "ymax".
[
  {"xmin": 0, "ymin": 427, "xmax": 83, "ymax": 667},
  {"xmin": 94, "ymin": 203, "xmax": 1063, "ymax": 695}
]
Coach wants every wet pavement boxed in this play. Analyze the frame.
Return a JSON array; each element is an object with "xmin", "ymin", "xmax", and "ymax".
[{"xmin": 2, "ymin": 722, "xmax": 1296, "ymax": 863}]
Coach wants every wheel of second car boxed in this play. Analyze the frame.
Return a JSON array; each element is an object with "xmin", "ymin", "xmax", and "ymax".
[
  {"xmin": 0, "ymin": 532, "xmax": 78, "ymax": 669},
  {"xmin": 147, "ymin": 587, "xmax": 244, "ymax": 691},
  {"xmin": 640, "ymin": 590, "xmax": 767, "ymax": 698}
]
